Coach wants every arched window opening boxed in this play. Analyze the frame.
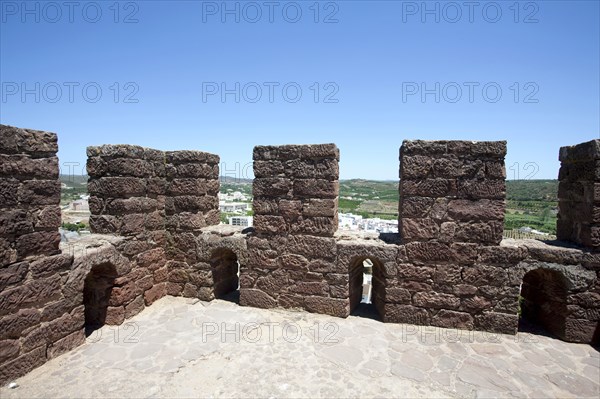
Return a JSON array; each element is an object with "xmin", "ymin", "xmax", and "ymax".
[
  {"xmin": 83, "ymin": 262, "xmax": 117, "ymax": 336},
  {"xmin": 519, "ymin": 268, "xmax": 568, "ymax": 339},
  {"xmin": 210, "ymin": 248, "xmax": 240, "ymax": 303},
  {"xmin": 349, "ymin": 256, "xmax": 383, "ymax": 320}
]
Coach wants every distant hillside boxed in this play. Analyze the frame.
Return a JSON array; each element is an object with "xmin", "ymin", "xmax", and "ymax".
[
  {"xmin": 61, "ymin": 175, "xmax": 253, "ymax": 185},
  {"xmin": 60, "ymin": 175, "xmax": 88, "ymax": 186},
  {"xmin": 60, "ymin": 176, "xmax": 559, "ymax": 200},
  {"xmin": 506, "ymin": 180, "xmax": 558, "ymax": 202},
  {"xmin": 219, "ymin": 176, "xmax": 253, "ymax": 184}
]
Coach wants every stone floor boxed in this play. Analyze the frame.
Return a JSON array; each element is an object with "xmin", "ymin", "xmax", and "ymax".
[{"xmin": 2, "ymin": 296, "xmax": 599, "ymax": 399}]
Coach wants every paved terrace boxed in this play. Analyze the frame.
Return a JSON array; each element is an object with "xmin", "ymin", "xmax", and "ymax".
[{"xmin": 1, "ymin": 296, "xmax": 598, "ymax": 399}]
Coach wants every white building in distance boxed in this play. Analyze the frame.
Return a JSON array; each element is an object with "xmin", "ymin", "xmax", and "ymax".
[
  {"xmin": 338, "ymin": 213, "xmax": 398, "ymax": 234},
  {"xmin": 228, "ymin": 216, "xmax": 253, "ymax": 227},
  {"xmin": 219, "ymin": 202, "xmax": 250, "ymax": 213},
  {"xmin": 69, "ymin": 199, "xmax": 89, "ymax": 212}
]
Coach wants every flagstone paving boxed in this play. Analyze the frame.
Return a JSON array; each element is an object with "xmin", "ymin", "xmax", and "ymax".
[{"xmin": 1, "ymin": 296, "xmax": 599, "ymax": 398}]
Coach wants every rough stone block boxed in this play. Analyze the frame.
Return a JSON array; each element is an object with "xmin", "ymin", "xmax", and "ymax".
[
  {"xmin": 293, "ymin": 179, "xmax": 338, "ymax": 199},
  {"xmin": 239, "ymin": 289, "xmax": 277, "ymax": 309},
  {"xmin": 0, "ymin": 346, "xmax": 46, "ymax": 386},
  {"xmin": 401, "ymin": 179, "xmax": 456, "ymax": 198},
  {"xmin": 474, "ymin": 312, "xmax": 518, "ymax": 335},
  {"xmin": 401, "ymin": 218, "xmax": 440, "ymax": 242},
  {"xmin": 47, "ymin": 329, "xmax": 85, "ymax": 360},
  {"xmin": 290, "ymin": 216, "xmax": 337, "ymax": 236},
  {"xmin": 0, "ymin": 339, "xmax": 20, "ymax": 364},
  {"xmin": 0, "ymin": 309, "xmax": 41, "ymax": 339},
  {"xmin": 413, "ymin": 292, "xmax": 460, "ymax": 310},
  {"xmin": 88, "ymin": 177, "xmax": 146, "ymax": 197},
  {"xmin": 30, "ymin": 254, "xmax": 72, "ymax": 278},
  {"xmin": 457, "ymin": 180, "xmax": 505, "ymax": 200},
  {"xmin": 0, "ymin": 178, "xmax": 20, "ymax": 206},
  {"xmin": 287, "ymin": 235, "xmax": 337, "ymax": 259},
  {"xmin": 0, "ymin": 154, "xmax": 59, "ymax": 180},
  {"xmin": 18, "ymin": 180, "xmax": 61, "ymax": 205},
  {"xmin": 89, "ymin": 215, "xmax": 121, "ymax": 234},
  {"xmin": 304, "ymin": 296, "xmax": 349, "ymax": 318},
  {"xmin": 165, "ymin": 150, "xmax": 219, "ymax": 165},
  {"xmin": 447, "ymin": 199, "xmax": 505, "ymax": 221},
  {"xmin": 254, "ymin": 215, "xmax": 287, "ymax": 234},
  {"xmin": 405, "ymin": 242, "xmax": 455, "ymax": 263},
  {"xmin": 87, "ymin": 144, "xmax": 145, "ymax": 159},
  {"xmin": 253, "ymin": 178, "xmax": 292, "ymax": 198},
  {"xmin": 254, "ymin": 160, "xmax": 286, "ymax": 178},
  {"xmin": 382, "ymin": 304, "xmax": 429, "ymax": 324},
  {"xmin": 431, "ymin": 310, "xmax": 474, "ymax": 330},
  {"xmin": 16, "ymin": 231, "xmax": 60, "ymax": 259},
  {"xmin": 400, "ymin": 197, "xmax": 434, "ymax": 218},
  {"xmin": 144, "ymin": 283, "xmax": 166, "ymax": 306},
  {"xmin": 0, "ymin": 261, "xmax": 29, "ymax": 291}
]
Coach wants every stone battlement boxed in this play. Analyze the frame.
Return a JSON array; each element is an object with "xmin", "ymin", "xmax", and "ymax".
[{"xmin": 1, "ymin": 124, "xmax": 598, "ymax": 385}]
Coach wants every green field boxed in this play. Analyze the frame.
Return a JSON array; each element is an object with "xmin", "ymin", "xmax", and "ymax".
[
  {"xmin": 506, "ymin": 180, "xmax": 558, "ymax": 234},
  {"xmin": 339, "ymin": 180, "xmax": 399, "ymax": 219}
]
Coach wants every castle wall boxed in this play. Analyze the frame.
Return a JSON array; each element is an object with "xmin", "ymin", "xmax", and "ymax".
[
  {"xmin": 557, "ymin": 139, "xmax": 600, "ymax": 250},
  {"xmin": 87, "ymin": 145, "xmax": 221, "ymax": 304},
  {"xmin": 399, "ymin": 140, "xmax": 506, "ymax": 245},
  {"xmin": 0, "ymin": 125, "xmax": 77, "ymax": 384},
  {"xmin": 240, "ymin": 145, "xmax": 347, "ymax": 316},
  {"xmin": 1, "ymin": 124, "xmax": 598, "ymax": 385}
]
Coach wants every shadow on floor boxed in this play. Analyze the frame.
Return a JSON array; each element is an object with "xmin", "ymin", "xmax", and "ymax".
[
  {"xmin": 351, "ymin": 303, "xmax": 381, "ymax": 321},
  {"xmin": 219, "ymin": 290, "xmax": 240, "ymax": 305},
  {"xmin": 517, "ymin": 316, "xmax": 557, "ymax": 339}
]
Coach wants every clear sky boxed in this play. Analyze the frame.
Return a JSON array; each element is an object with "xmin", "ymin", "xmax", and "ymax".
[{"xmin": 1, "ymin": 0, "xmax": 599, "ymax": 180}]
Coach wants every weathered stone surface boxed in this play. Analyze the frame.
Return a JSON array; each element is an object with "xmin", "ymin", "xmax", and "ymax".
[
  {"xmin": 30, "ymin": 254, "xmax": 72, "ymax": 278},
  {"xmin": 457, "ymin": 180, "xmax": 506, "ymax": 200},
  {"xmin": 0, "ymin": 261, "xmax": 29, "ymax": 291},
  {"xmin": 287, "ymin": 235, "xmax": 337, "ymax": 260},
  {"xmin": 405, "ymin": 242, "xmax": 455, "ymax": 263},
  {"xmin": 414, "ymin": 292, "xmax": 460, "ymax": 310},
  {"xmin": 383, "ymin": 304, "xmax": 429, "ymax": 324},
  {"xmin": 475, "ymin": 312, "xmax": 518, "ymax": 335},
  {"xmin": 240, "ymin": 289, "xmax": 277, "ymax": 309},
  {"xmin": 16, "ymin": 231, "xmax": 60, "ymax": 259},
  {"xmin": 0, "ymin": 339, "xmax": 20, "ymax": 364},
  {"xmin": 0, "ymin": 276, "xmax": 61, "ymax": 316},
  {"xmin": 448, "ymin": 199, "xmax": 505, "ymax": 221},
  {"xmin": 0, "ymin": 309, "xmax": 41, "ymax": 339},
  {"xmin": 47, "ymin": 329, "xmax": 85, "ymax": 360},
  {"xmin": 431, "ymin": 310, "xmax": 474, "ymax": 329},
  {"xmin": 144, "ymin": 283, "xmax": 166, "ymax": 306},
  {"xmin": 401, "ymin": 219, "xmax": 440, "ymax": 241},
  {"xmin": 105, "ymin": 306, "xmax": 125, "ymax": 325},
  {"xmin": 0, "ymin": 346, "xmax": 46, "ymax": 385},
  {"xmin": 0, "ymin": 209, "xmax": 33, "ymax": 236},
  {"xmin": 304, "ymin": 296, "xmax": 349, "ymax": 318}
]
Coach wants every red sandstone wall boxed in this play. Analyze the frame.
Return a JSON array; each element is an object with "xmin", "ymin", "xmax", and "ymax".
[
  {"xmin": 1, "ymin": 126, "xmax": 598, "ymax": 386},
  {"xmin": 240, "ymin": 144, "xmax": 347, "ymax": 316},
  {"xmin": 557, "ymin": 139, "xmax": 600, "ymax": 250},
  {"xmin": 0, "ymin": 125, "xmax": 77, "ymax": 384},
  {"xmin": 87, "ymin": 145, "xmax": 222, "ymax": 302},
  {"xmin": 399, "ymin": 140, "xmax": 506, "ymax": 245}
]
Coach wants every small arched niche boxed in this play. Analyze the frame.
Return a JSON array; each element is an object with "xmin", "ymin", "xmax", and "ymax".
[
  {"xmin": 210, "ymin": 248, "xmax": 240, "ymax": 302},
  {"xmin": 349, "ymin": 256, "xmax": 384, "ymax": 320},
  {"xmin": 83, "ymin": 262, "xmax": 117, "ymax": 336},
  {"xmin": 519, "ymin": 268, "xmax": 568, "ymax": 339}
]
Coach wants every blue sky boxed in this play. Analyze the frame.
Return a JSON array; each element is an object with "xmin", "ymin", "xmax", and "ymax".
[{"xmin": 1, "ymin": 0, "xmax": 599, "ymax": 180}]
